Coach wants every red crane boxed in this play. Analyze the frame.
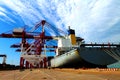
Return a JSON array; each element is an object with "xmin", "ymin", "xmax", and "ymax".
[{"xmin": 0, "ymin": 20, "xmax": 60, "ymax": 69}]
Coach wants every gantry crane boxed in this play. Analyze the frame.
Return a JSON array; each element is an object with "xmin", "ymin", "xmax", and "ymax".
[{"xmin": 0, "ymin": 20, "xmax": 62, "ymax": 69}]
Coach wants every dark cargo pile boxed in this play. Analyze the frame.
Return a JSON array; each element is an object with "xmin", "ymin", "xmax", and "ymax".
[{"xmin": 0, "ymin": 64, "xmax": 20, "ymax": 70}]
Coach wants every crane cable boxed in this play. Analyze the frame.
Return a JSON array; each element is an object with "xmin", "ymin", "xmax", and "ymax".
[{"xmin": 45, "ymin": 22, "xmax": 67, "ymax": 36}]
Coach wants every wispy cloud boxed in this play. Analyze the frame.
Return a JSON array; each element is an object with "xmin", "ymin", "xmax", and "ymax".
[
  {"xmin": 0, "ymin": 0, "xmax": 44, "ymax": 27},
  {"xmin": 0, "ymin": 0, "xmax": 120, "ymax": 43},
  {"xmin": 0, "ymin": 11, "xmax": 16, "ymax": 24},
  {"xmin": 0, "ymin": 6, "xmax": 6, "ymax": 12}
]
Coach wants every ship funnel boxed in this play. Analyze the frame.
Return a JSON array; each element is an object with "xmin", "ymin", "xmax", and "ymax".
[{"xmin": 68, "ymin": 26, "xmax": 76, "ymax": 45}]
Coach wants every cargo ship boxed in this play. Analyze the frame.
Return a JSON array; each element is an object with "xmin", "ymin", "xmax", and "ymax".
[{"xmin": 50, "ymin": 27, "xmax": 120, "ymax": 68}]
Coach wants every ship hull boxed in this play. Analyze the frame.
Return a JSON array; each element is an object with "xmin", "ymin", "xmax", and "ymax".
[
  {"xmin": 79, "ymin": 47, "xmax": 119, "ymax": 65},
  {"xmin": 50, "ymin": 49, "xmax": 81, "ymax": 68},
  {"xmin": 50, "ymin": 47, "xmax": 119, "ymax": 68}
]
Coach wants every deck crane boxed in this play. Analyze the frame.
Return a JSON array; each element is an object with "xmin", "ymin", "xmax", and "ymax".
[{"xmin": 0, "ymin": 20, "xmax": 61, "ymax": 69}]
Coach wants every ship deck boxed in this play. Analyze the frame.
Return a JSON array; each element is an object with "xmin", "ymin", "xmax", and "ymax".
[{"xmin": 0, "ymin": 68, "xmax": 120, "ymax": 80}]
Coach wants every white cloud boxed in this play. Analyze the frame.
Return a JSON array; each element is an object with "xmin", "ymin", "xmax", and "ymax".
[
  {"xmin": 0, "ymin": 11, "xmax": 16, "ymax": 23},
  {"xmin": 0, "ymin": 0, "xmax": 44, "ymax": 26},
  {"xmin": 54, "ymin": 0, "xmax": 120, "ymax": 43},
  {"xmin": 103, "ymin": 34, "xmax": 120, "ymax": 43},
  {"xmin": 0, "ymin": 0, "xmax": 120, "ymax": 43},
  {"xmin": 0, "ymin": 7, "xmax": 6, "ymax": 12},
  {"xmin": 0, "ymin": 11, "xmax": 6, "ymax": 16}
]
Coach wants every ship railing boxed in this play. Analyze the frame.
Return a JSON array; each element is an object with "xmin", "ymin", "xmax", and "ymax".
[{"xmin": 80, "ymin": 43, "xmax": 120, "ymax": 48}]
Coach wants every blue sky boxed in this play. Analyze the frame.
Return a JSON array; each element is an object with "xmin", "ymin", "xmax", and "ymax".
[{"xmin": 0, "ymin": 0, "xmax": 120, "ymax": 67}]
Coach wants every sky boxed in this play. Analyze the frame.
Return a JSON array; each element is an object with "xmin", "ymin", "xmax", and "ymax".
[{"xmin": 0, "ymin": 0, "xmax": 120, "ymax": 67}]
